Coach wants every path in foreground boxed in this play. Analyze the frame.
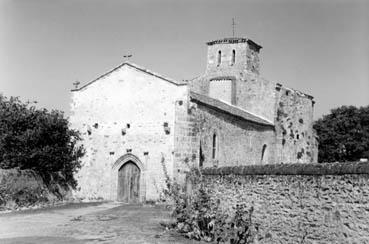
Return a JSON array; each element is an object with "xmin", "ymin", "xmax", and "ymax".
[{"xmin": 0, "ymin": 202, "xmax": 199, "ymax": 244}]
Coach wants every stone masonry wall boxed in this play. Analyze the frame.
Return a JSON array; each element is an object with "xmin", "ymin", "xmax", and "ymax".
[
  {"xmin": 173, "ymin": 94, "xmax": 199, "ymax": 183},
  {"xmin": 275, "ymin": 86, "xmax": 317, "ymax": 163},
  {"xmin": 69, "ymin": 64, "xmax": 187, "ymax": 201},
  {"xmin": 201, "ymin": 162, "xmax": 369, "ymax": 243}
]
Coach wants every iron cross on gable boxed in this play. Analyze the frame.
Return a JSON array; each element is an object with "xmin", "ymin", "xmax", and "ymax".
[
  {"xmin": 123, "ymin": 54, "xmax": 132, "ymax": 59},
  {"xmin": 73, "ymin": 81, "xmax": 80, "ymax": 89}
]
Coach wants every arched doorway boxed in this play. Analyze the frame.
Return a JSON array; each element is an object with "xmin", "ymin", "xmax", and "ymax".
[{"xmin": 117, "ymin": 161, "xmax": 140, "ymax": 203}]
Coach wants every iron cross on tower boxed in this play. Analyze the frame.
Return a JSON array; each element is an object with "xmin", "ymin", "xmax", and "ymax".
[{"xmin": 232, "ymin": 18, "xmax": 237, "ymax": 37}]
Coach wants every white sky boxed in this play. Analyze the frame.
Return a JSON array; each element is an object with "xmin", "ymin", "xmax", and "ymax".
[{"xmin": 1, "ymin": 0, "xmax": 368, "ymax": 119}]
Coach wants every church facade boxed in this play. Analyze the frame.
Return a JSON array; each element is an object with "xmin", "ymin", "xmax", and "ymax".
[{"xmin": 70, "ymin": 37, "xmax": 318, "ymax": 202}]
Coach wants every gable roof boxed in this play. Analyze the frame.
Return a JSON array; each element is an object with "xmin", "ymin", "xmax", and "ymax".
[
  {"xmin": 71, "ymin": 62, "xmax": 187, "ymax": 92},
  {"xmin": 190, "ymin": 91, "xmax": 274, "ymax": 127}
]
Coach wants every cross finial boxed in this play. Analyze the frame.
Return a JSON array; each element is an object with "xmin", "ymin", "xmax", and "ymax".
[
  {"xmin": 123, "ymin": 54, "xmax": 132, "ymax": 60},
  {"xmin": 232, "ymin": 18, "xmax": 237, "ymax": 37},
  {"xmin": 73, "ymin": 81, "xmax": 80, "ymax": 89}
]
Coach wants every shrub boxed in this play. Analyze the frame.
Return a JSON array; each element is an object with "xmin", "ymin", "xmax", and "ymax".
[
  {"xmin": 0, "ymin": 95, "xmax": 85, "ymax": 188},
  {"xmin": 161, "ymin": 162, "xmax": 258, "ymax": 243}
]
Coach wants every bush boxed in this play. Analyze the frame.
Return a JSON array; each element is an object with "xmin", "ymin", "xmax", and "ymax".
[
  {"xmin": 162, "ymin": 163, "xmax": 258, "ymax": 243},
  {"xmin": 0, "ymin": 95, "xmax": 85, "ymax": 188}
]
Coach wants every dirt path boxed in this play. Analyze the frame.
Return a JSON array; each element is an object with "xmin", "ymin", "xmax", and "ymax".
[{"xmin": 0, "ymin": 202, "xmax": 200, "ymax": 244}]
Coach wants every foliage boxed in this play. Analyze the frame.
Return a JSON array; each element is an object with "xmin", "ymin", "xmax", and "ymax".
[
  {"xmin": 314, "ymin": 105, "xmax": 369, "ymax": 163},
  {"xmin": 161, "ymin": 161, "xmax": 258, "ymax": 243},
  {"xmin": 0, "ymin": 94, "xmax": 85, "ymax": 188}
]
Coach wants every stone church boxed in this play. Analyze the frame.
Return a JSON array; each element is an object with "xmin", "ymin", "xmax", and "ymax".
[{"xmin": 70, "ymin": 37, "xmax": 318, "ymax": 203}]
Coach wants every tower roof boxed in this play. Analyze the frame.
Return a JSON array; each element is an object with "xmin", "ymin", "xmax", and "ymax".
[{"xmin": 206, "ymin": 37, "xmax": 262, "ymax": 51}]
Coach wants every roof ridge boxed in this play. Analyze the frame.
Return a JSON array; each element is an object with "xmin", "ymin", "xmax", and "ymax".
[
  {"xmin": 125, "ymin": 62, "xmax": 187, "ymax": 86},
  {"xmin": 71, "ymin": 61, "xmax": 186, "ymax": 91}
]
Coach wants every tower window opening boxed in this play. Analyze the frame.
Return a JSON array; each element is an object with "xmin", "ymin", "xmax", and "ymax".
[
  {"xmin": 212, "ymin": 133, "xmax": 217, "ymax": 159},
  {"xmin": 231, "ymin": 49, "xmax": 236, "ymax": 65},
  {"xmin": 217, "ymin": 50, "xmax": 221, "ymax": 66}
]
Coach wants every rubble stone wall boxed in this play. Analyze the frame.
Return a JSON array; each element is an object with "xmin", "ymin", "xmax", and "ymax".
[
  {"xmin": 275, "ymin": 86, "xmax": 317, "ymax": 164},
  {"xmin": 201, "ymin": 162, "xmax": 369, "ymax": 243}
]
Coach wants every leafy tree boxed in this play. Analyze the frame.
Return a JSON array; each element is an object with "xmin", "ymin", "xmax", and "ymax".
[
  {"xmin": 0, "ymin": 94, "xmax": 84, "ymax": 188},
  {"xmin": 314, "ymin": 105, "xmax": 369, "ymax": 163}
]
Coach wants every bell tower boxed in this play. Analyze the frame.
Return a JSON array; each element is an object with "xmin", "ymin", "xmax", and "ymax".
[
  {"xmin": 189, "ymin": 37, "xmax": 263, "ymax": 107},
  {"xmin": 205, "ymin": 38, "xmax": 262, "ymax": 76}
]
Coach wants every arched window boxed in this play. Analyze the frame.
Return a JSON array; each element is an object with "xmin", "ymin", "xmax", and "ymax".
[
  {"xmin": 261, "ymin": 144, "xmax": 267, "ymax": 163},
  {"xmin": 199, "ymin": 141, "xmax": 204, "ymax": 167},
  {"xmin": 231, "ymin": 49, "xmax": 236, "ymax": 65},
  {"xmin": 212, "ymin": 133, "xmax": 217, "ymax": 159},
  {"xmin": 217, "ymin": 50, "xmax": 221, "ymax": 66}
]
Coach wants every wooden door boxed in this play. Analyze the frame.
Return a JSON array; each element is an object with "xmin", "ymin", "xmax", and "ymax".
[{"xmin": 117, "ymin": 161, "xmax": 140, "ymax": 203}]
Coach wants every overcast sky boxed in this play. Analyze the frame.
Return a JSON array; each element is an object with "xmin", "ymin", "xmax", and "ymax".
[{"xmin": 1, "ymin": 0, "xmax": 368, "ymax": 119}]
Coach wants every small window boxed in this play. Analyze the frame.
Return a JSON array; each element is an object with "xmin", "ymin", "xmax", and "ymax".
[
  {"xmin": 212, "ymin": 133, "xmax": 217, "ymax": 159},
  {"xmin": 261, "ymin": 144, "xmax": 267, "ymax": 163},
  {"xmin": 217, "ymin": 50, "xmax": 221, "ymax": 66},
  {"xmin": 231, "ymin": 49, "xmax": 236, "ymax": 65},
  {"xmin": 199, "ymin": 141, "xmax": 204, "ymax": 167}
]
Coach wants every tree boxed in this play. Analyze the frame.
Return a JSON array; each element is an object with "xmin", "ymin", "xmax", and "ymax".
[
  {"xmin": 0, "ymin": 94, "xmax": 85, "ymax": 188},
  {"xmin": 314, "ymin": 105, "xmax": 369, "ymax": 163}
]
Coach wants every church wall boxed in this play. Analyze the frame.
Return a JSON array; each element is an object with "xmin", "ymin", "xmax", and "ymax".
[
  {"xmin": 191, "ymin": 103, "xmax": 276, "ymax": 167},
  {"xmin": 173, "ymin": 97, "xmax": 200, "ymax": 183},
  {"xmin": 235, "ymin": 75, "xmax": 276, "ymax": 123},
  {"xmin": 274, "ymin": 87, "xmax": 317, "ymax": 163},
  {"xmin": 69, "ymin": 65, "xmax": 187, "ymax": 201}
]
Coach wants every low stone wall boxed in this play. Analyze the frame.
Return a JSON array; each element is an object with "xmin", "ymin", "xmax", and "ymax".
[
  {"xmin": 201, "ymin": 162, "xmax": 369, "ymax": 243},
  {"xmin": 0, "ymin": 169, "xmax": 72, "ymax": 210}
]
